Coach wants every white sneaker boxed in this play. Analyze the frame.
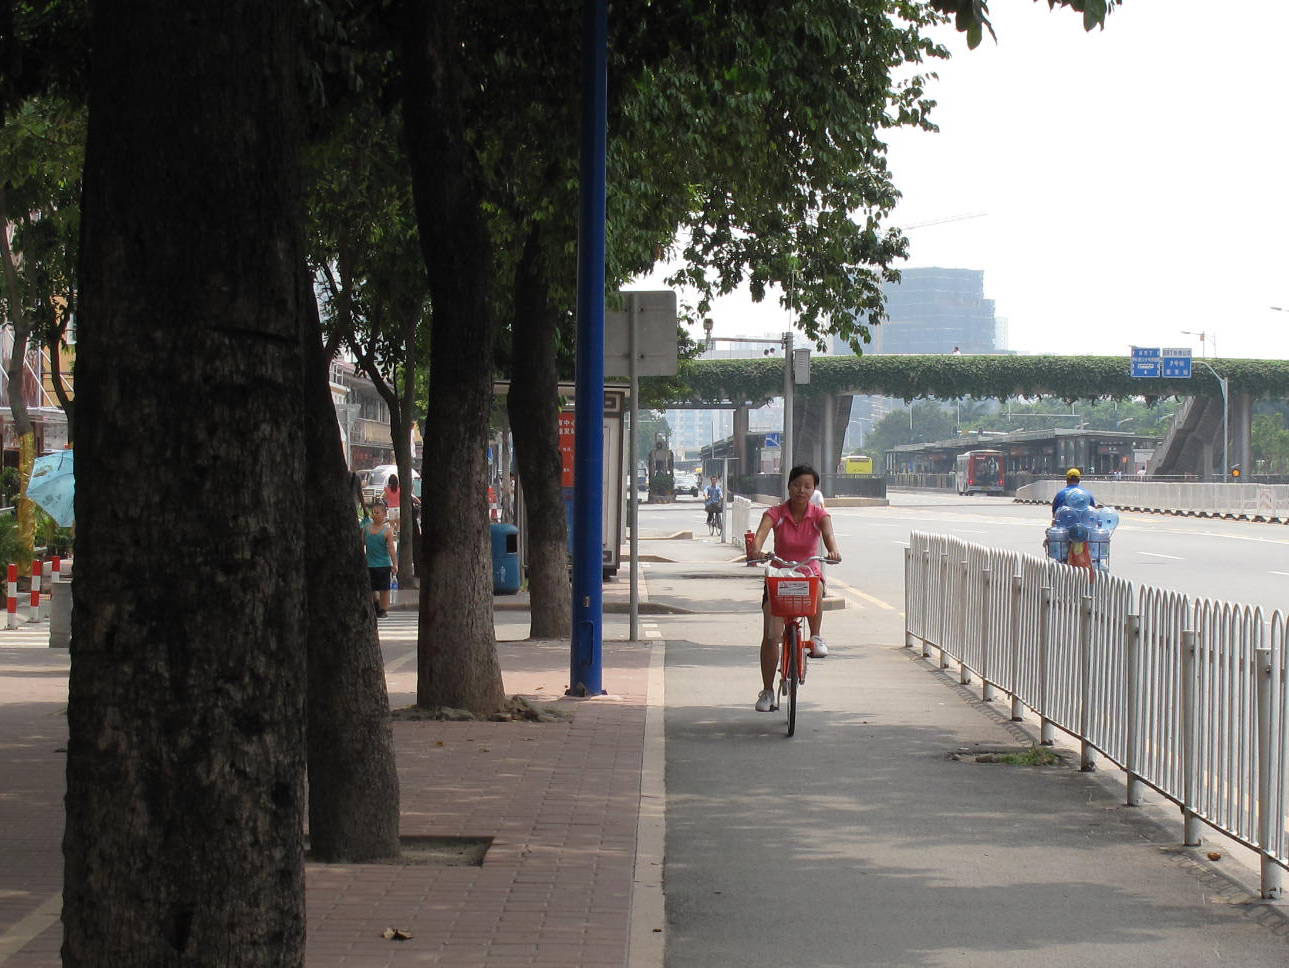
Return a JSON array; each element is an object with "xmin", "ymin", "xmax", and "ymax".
[
  {"xmin": 755, "ymin": 688, "xmax": 776, "ymax": 712},
  {"xmin": 809, "ymin": 635, "xmax": 829, "ymax": 658}
]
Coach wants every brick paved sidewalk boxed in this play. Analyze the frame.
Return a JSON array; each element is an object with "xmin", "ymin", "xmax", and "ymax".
[{"xmin": 0, "ymin": 622, "xmax": 651, "ymax": 968}]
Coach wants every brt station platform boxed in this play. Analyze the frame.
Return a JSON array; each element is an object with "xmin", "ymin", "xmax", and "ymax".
[{"xmin": 884, "ymin": 427, "xmax": 1160, "ymax": 494}]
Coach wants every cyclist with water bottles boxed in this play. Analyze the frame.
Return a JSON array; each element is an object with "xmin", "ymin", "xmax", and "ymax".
[{"xmin": 748, "ymin": 464, "xmax": 842, "ymax": 712}]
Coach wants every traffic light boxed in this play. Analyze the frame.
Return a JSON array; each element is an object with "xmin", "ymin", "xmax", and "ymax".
[{"xmin": 1230, "ymin": 465, "xmax": 1242, "ymax": 479}]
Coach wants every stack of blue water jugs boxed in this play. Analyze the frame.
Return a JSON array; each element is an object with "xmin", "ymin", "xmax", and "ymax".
[{"xmin": 1045, "ymin": 487, "xmax": 1120, "ymax": 572}]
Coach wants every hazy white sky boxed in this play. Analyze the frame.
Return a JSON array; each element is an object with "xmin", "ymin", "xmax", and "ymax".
[{"xmin": 637, "ymin": 1, "xmax": 1289, "ymax": 359}]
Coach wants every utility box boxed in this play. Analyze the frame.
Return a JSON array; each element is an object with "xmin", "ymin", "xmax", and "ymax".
[{"xmin": 490, "ymin": 523, "xmax": 521, "ymax": 594}]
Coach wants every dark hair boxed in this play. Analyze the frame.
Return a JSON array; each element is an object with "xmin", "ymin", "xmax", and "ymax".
[
  {"xmin": 387, "ymin": 473, "xmax": 399, "ymax": 490},
  {"xmin": 787, "ymin": 464, "xmax": 819, "ymax": 487}
]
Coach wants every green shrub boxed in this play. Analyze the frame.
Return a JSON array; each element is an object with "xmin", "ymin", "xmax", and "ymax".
[{"xmin": 0, "ymin": 513, "xmax": 23, "ymax": 570}]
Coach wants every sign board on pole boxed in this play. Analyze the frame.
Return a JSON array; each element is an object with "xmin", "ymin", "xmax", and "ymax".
[
  {"xmin": 793, "ymin": 347, "xmax": 811, "ymax": 385},
  {"xmin": 604, "ymin": 291, "xmax": 678, "ymax": 377},
  {"xmin": 764, "ymin": 432, "xmax": 782, "ymax": 448},
  {"xmin": 1130, "ymin": 346, "xmax": 1161, "ymax": 378},
  {"xmin": 1161, "ymin": 347, "xmax": 1193, "ymax": 378}
]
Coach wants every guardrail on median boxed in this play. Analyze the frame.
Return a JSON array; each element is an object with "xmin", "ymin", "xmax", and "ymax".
[
  {"xmin": 1017, "ymin": 479, "xmax": 1289, "ymax": 521},
  {"xmin": 904, "ymin": 531, "xmax": 1288, "ymax": 899}
]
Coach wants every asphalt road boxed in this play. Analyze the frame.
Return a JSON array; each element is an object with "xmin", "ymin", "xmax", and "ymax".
[{"xmin": 653, "ymin": 490, "xmax": 1289, "ymax": 616}]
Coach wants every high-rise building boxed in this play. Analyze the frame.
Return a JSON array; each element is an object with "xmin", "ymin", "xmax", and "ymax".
[
  {"xmin": 832, "ymin": 267, "xmax": 1001, "ymax": 356},
  {"xmin": 831, "ymin": 267, "xmax": 1004, "ymax": 452}
]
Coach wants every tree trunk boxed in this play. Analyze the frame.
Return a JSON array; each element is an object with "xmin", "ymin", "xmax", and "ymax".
[
  {"xmin": 396, "ymin": 316, "xmax": 418, "ymax": 584},
  {"xmin": 401, "ymin": 0, "xmax": 505, "ymax": 713},
  {"xmin": 63, "ymin": 4, "xmax": 308, "ymax": 965},
  {"xmin": 0, "ymin": 186, "xmax": 38, "ymax": 572},
  {"xmin": 301, "ymin": 278, "xmax": 401, "ymax": 862},
  {"xmin": 507, "ymin": 224, "xmax": 571, "ymax": 638},
  {"xmin": 47, "ymin": 326, "xmax": 75, "ymax": 443}
]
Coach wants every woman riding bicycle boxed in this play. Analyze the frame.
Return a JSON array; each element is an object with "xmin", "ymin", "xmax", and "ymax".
[{"xmin": 749, "ymin": 464, "xmax": 842, "ymax": 712}]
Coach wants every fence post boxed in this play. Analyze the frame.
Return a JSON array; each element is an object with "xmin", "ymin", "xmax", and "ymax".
[
  {"xmin": 939, "ymin": 553, "xmax": 951, "ymax": 668},
  {"xmin": 939, "ymin": 553, "xmax": 951, "ymax": 669},
  {"xmin": 904, "ymin": 547, "xmax": 916, "ymax": 649},
  {"xmin": 1255, "ymin": 645, "xmax": 1285, "ymax": 899},
  {"xmin": 1009, "ymin": 572, "xmax": 1023, "ymax": 721},
  {"xmin": 979, "ymin": 567, "xmax": 993, "ymax": 700},
  {"xmin": 1181, "ymin": 628, "xmax": 1202, "ymax": 845},
  {"xmin": 1078, "ymin": 590, "xmax": 1095, "ymax": 771},
  {"xmin": 1039, "ymin": 584, "xmax": 1055, "ymax": 745},
  {"xmin": 921, "ymin": 550, "xmax": 933, "ymax": 658},
  {"xmin": 958, "ymin": 559, "xmax": 971, "ymax": 685},
  {"xmin": 1124, "ymin": 613, "xmax": 1143, "ymax": 805}
]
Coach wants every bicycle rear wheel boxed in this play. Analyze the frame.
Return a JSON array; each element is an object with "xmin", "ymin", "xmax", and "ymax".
[{"xmin": 785, "ymin": 626, "xmax": 799, "ymax": 737}]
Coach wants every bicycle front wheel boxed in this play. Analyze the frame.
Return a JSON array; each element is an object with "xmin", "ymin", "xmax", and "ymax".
[{"xmin": 785, "ymin": 626, "xmax": 799, "ymax": 737}]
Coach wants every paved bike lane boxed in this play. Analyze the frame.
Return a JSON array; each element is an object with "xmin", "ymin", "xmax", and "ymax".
[{"xmin": 642, "ymin": 531, "xmax": 1289, "ymax": 968}]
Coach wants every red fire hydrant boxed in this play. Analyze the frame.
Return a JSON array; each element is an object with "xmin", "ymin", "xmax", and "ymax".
[{"xmin": 744, "ymin": 530, "xmax": 758, "ymax": 566}]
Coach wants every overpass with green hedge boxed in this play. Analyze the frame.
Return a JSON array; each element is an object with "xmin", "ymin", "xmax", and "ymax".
[{"xmin": 641, "ymin": 355, "xmax": 1289, "ymax": 484}]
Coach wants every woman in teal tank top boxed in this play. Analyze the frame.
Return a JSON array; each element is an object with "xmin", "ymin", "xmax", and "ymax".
[{"xmin": 362, "ymin": 502, "xmax": 398, "ymax": 618}]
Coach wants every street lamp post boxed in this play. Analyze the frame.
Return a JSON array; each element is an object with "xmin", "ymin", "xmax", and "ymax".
[
  {"xmin": 1194, "ymin": 359, "xmax": 1229, "ymax": 480},
  {"xmin": 1181, "ymin": 329, "xmax": 1217, "ymax": 358}
]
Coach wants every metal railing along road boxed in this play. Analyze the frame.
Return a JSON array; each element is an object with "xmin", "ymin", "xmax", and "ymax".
[{"xmin": 905, "ymin": 531, "xmax": 1288, "ymax": 899}]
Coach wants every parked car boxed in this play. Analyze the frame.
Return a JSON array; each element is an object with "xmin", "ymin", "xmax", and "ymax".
[
  {"xmin": 359, "ymin": 464, "xmax": 421, "ymax": 504},
  {"xmin": 672, "ymin": 472, "xmax": 700, "ymax": 497}
]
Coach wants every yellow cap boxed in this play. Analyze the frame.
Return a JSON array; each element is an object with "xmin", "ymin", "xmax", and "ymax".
[{"xmin": 1066, "ymin": 468, "xmax": 1081, "ymax": 478}]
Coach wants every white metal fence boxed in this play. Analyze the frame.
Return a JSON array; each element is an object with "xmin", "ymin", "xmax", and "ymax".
[{"xmin": 905, "ymin": 531, "xmax": 1288, "ymax": 898}]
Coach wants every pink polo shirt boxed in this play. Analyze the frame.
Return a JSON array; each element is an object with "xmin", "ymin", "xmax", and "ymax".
[{"xmin": 764, "ymin": 501, "xmax": 829, "ymax": 576}]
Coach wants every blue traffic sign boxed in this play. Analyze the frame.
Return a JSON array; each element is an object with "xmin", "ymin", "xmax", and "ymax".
[
  {"xmin": 1131, "ymin": 346, "xmax": 1161, "ymax": 378},
  {"xmin": 1161, "ymin": 347, "xmax": 1192, "ymax": 378},
  {"xmin": 1131, "ymin": 361, "xmax": 1161, "ymax": 378},
  {"xmin": 764, "ymin": 432, "xmax": 782, "ymax": 447}
]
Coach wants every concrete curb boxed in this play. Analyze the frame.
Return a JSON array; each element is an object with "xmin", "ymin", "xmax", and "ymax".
[{"xmin": 628, "ymin": 640, "xmax": 666, "ymax": 968}]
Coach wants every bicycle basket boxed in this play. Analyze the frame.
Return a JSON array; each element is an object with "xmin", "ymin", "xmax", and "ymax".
[{"xmin": 766, "ymin": 574, "xmax": 821, "ymax": 618}]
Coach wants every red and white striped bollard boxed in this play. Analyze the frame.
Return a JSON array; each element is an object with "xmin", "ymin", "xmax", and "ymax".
[
  {"xmin": 28, "ymin": 559, "xmax": 41, "ymax": 623},
  {"xmin": 39, "ymin": 559, "xmax": 52, "ymax": 621},
  {"xmin": 6, "ymin": 564, "xmax": 17, "ymax": 629}
]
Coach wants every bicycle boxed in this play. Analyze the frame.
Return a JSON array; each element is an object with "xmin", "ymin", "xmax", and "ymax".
[
  {"xmin": 762, "ymin": 554, "xmax": 830, "ymax": 737},
  {"xmin": 705, "ymin": 502, "xmax": 723, "ymax": 536}
]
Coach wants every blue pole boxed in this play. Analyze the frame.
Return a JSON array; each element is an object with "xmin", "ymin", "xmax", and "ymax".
[{"xmin": 569, "ymin": 0, "xmax": 607, "ymax": 696}]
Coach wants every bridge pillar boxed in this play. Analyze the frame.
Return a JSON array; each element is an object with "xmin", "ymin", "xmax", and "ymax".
[
  {"xmin": 733, "ymin": 405, "xmax": 749, "ymax": 484},
  {"xmin": 821, "ymin": 393, "xmax": 834, "ymax": 497},
  {"xmin": 1232, "ymin": 392, "xmax": 1253, "ymax": 474}
]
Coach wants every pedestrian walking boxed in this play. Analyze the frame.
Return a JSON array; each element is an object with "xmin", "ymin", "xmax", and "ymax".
[{"xmin": 362, "ymin": 501, "xmax": 397, "ymax": 618}]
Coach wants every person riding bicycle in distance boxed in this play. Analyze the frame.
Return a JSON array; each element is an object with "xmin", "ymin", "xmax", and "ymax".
[
  {"xmin": 703, "ymin": 475, "xmax": 723, "ymax": 528},
  {"xmin": 749, "ymin": 464, "xmax": 842, "ymax": 713}
]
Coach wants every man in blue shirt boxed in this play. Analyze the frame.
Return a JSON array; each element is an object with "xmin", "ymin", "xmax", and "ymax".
[
  {"xmin": 1052, "ymin": 468, "xmax": 1096, "ymax": 517},
  {"xmin": 703, "ymin": 476, "xmax": 723, "ymax": 528}
]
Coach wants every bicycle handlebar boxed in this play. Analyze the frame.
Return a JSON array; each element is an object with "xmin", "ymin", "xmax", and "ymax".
[{"xmin": 759, "ymin": 553, "xmax": 838, "ymax": 568}]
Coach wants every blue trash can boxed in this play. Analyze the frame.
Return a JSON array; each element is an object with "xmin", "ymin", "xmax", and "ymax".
[{"xmin": 490, "ymin": 523, "xmax": 521, "ymax": 594}]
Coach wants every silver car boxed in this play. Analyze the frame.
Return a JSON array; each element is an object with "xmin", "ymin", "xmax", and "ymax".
[{"xmin": 359, "ymin": 465, "xmax": 421, "ymax": 504}]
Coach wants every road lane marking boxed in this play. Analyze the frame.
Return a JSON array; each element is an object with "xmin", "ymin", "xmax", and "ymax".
[
  {"xmin": 1138, "ymin": 552, "xmax": 1183, "ymax": 560},
  {"xmin": 0, "ymin": 893, "xmax": 60, "ymax": 962},
  {"xmin": 1271, "ymin": 571, "xmax": 1289, "ymax": 577},
  {"xmin": 829, "ymin": 577, "xmax": 895, "ymax": 611}
]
